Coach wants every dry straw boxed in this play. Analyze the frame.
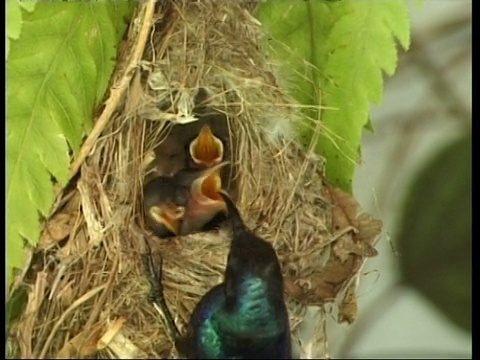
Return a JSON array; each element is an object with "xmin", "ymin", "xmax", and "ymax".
[{"xmin": 9, "ymin": 1, "xmax": 382, "ymax": 359}]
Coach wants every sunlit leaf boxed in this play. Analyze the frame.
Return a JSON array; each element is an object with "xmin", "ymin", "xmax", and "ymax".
[
  {"xmin": 364, "ymin": 117, "xmax": 375, "ymax": 133},
  {"xmin": 19, "ymin": 0, "xmax": 38, "ymax": 13},
  {"xmin": 256, "ymin": 0, "xmax": 410, "ymax": 192},
  {"xmin": 7, "ymin": 2, "xmax": 134, "ymax": 289},
  {"xmin": 7, "ymin": 0, "xmax": 22, "ymax": 58},
  {"xmin": 7, "ymin": 0, "xmax": 22, "ymax": 40},
  {"xmin": 6, "ymin": 0, "xmax": 38, "ymax": 60}
]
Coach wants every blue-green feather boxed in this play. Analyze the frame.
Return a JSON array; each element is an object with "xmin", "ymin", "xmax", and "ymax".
[
  {"xmin": 181, "ymin": 191, "xmax": 292, "ymax": 359},
  {"xmin": 188, "ymin": 273, "xmax": 290, "ymax": 359}
]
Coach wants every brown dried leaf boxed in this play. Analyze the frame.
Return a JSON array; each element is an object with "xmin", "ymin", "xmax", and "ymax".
[
  {"xmin": 325, "ymin": 184, "xmax": 381, "ymax": 261},
  {"xmin": 355, "ymin": 212, "xmax": 383, "ymax": 245},
  {"xmin": 285, "ymin": 254, "xmax": 361, "ymax": 304},
  {"xmin": 284, "ymin": 183, "xmax": 381, "ymax": 305},
  {"xmin": 57, "ymin": 227, "xmax": 90, "ymax": 259},
  {"xmin": 337, "ymin": 278, "xmax": 358, "ymax": 324},
  {"xmin": 38, "ymin": 212, "xmax": 78, "ymax": 250},
  {"xmin": 332, "ymin": 235, "xmax": 378, "ymax": 263}
]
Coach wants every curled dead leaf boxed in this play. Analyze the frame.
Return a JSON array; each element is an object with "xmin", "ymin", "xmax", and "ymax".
[
  {"xmin": 337, "ymin": 277, "xmax": 359, "ymax": 325},
  {"xmin": 332, "ymin": 234, "xmax": 378, "ymax": 263},
  {"xmin": 324, "ymin": 183, "xmax": 381, "ymax": 261},
  {"xmin": 38, "ymin": 212, "xmax": 79, "ymax": 250},
  {"xmin": 285, "ymin": 254, "xmax": 360, "ymax": 304},
  {"xmin": 57, "ymin": 227, "xmax": 90, "ymax": 259},
  {"xmin": 284, "ymin": 182, "xmax": 381, "ymax": 306}
]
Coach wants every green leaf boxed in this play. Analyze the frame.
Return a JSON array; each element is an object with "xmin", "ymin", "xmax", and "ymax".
[
  {"xmin": 19, "ymin": 0, "xmax": 38, "ymax": 13},
  {"xmin": 7, "ymin": 286, "xmax": 28, "ymax": 327},
  {"xmin": 7, "ymin": 2, "xmax": 134, "ymax": 291},
  {"xmin": 89, "ymin": 3, "xmax": 136, "ymax": 104},
  {"xmin": 7, "ymin": 0, "xmax": 22, "ymax": 58},
  {"xmin": 7, "ymin": 0, "xmax": 39, "ymax": 60},
  {"xmin": 7, "ymin": 0, "xmax": 22, "ymax": 40},
  {"xmin": 6, "ymin": 233, "xmax": 27, "ymax": 289},
  {"xmin": 396, "ymin": 131, "xmax": 472, "ymax": 333},
  {"xmin": 256, "ymin": 0, "xmax": 410, "ymax": 192},
  {"xmin": 364, "ymin": 116, "xmax": 374, "ymax": 133}
]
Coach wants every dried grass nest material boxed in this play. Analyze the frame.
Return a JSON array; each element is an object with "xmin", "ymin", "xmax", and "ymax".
[{"xmin": 9, "ymin": 1, "xmax": 382, "ymax": 359}]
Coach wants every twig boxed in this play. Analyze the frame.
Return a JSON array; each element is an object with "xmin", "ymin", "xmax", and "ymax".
[
  {"xmin": 84, "ymin": 255, "xmax": 119, "ymax": 330},
  {"xmin": 68, "ymin": 2, "xmax": 156, "ymax": 179},
  {"xmin": 38, "ymin": 284, "xmax": 107, "ymax": 359},
  {"xmin": 19, "ymin": 271, "xmax": 48, "ymax": 358},
  {"xmin": 273, "ymin": 103, "xmax": 324, "ymax": 244}
]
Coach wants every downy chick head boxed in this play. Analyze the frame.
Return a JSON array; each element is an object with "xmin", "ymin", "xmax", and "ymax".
[
  {"xmin": 174, "ymin": 161, "xmax": 230, "ymax": 235},
  {"xmin": 143, "ymin": 176, "xmax": 187, "ymax": 238},
  {"xmin": 144, "ymin": 122, "xmax": 191, "ymax": 179}
]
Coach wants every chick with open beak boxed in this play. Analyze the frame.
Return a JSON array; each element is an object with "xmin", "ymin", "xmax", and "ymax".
[
  {"xmin": 143, "ymin": 176, "xmax": 187, "ymax": 239},
  {"xmin": 189, "ymin": 124, "xmax": 224, "ymax": 168},
  {"xmin": 174, "ymin": 161, "xmax": 229, "ymax": 235}
]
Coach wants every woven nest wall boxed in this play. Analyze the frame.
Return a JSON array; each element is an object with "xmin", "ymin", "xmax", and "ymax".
[{"xmin": 10, "ymin": 1, "xmax": 382, "ymax": 359}]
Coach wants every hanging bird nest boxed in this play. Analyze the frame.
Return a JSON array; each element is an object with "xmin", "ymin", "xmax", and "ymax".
[{"xmin": 9, "ymin": 1, "xmax": 382, "ymax": 359}]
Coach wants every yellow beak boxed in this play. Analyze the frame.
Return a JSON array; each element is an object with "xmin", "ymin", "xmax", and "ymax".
[{"xmin": 148, "ymin": 204, "xmax": 185, "ymax": 235}]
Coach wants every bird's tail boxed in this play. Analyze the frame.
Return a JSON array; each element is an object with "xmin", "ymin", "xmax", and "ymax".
[{"xmin": 218, "ymin": 190, "xmax": 246, "ymax": 235}]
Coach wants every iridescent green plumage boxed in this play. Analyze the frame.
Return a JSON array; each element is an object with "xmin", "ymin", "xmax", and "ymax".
[
  {"xmin": 144, "ymin": 191, "xmax": 291, "ymax": 359},
  {"xmin": 188, "ymin": 275, "xmax": 290, "ymax": 358},
  {"xmin": 178, "ymin": 191, "xmax": 291, "ymax": 358}
]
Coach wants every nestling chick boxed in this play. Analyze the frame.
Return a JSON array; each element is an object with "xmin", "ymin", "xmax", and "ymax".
[
  {"xmin": 143, "ymin": 162, "xmax": 229, "ymax": 238},
  {"xmin": 174, "ymin": 161, "xmax": 229, "ymax": 235},
  {"xmin": 143, "ymin": 176, "xmax": 186, "ymax": 239}
]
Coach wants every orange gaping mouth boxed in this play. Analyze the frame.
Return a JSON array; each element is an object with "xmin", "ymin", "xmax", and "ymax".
[
  {"xmin": 191, "ymin": 125, "xmax": 223, "ymax": 166},
  {"xmin": 149, "ymin": 204, "xmax": 184, "ymax": 234},
  {"xmin": 200, "ymin": 172, "xmax": 223, "ymax": 201}
]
